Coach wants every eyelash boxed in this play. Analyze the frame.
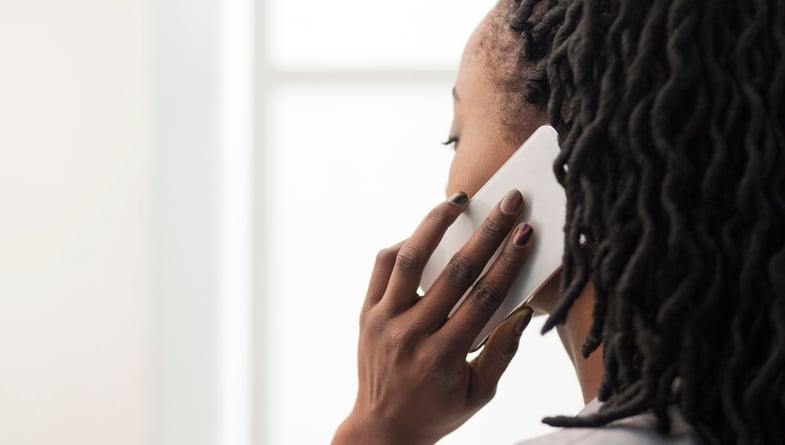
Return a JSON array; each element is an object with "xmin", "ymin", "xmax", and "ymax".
[{"xmin": 442, "ymin": 136, "xmax": 459, "ymax": 148}]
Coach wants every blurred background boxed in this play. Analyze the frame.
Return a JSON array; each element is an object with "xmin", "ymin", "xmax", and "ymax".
[{"xmin": 0, "ymin": 0, "xmax": 582, "ymax": 444}]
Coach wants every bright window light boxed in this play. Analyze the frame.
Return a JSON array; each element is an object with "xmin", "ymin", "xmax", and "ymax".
[{"xmin": 268, "ymin": 0, "xmax": 496, "ymax": 70}]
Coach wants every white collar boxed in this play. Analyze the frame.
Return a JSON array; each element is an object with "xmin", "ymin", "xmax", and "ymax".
[{"xmin": 577, "ymin": 397, "xmax": 693, "ymax": 435}]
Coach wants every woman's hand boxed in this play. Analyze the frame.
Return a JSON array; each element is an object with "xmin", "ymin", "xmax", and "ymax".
[{"xmin": 333, "ymin": 190, "xmax": 536, "ymax": 445}]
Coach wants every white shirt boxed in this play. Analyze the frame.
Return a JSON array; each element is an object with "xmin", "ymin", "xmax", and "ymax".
[{"xmin": 515, "ymin": 399, "xmax": 697, "ymax": 445}]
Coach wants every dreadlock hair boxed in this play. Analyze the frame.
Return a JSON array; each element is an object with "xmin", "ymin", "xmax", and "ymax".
[{"xmin": 506, "ymin": 0, "xmax": 785, "ymax": 443}]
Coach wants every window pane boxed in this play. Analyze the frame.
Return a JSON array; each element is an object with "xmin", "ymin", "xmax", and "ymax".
[
  {"xmin": 262, "ymin": 84, "xmax": 453, "ymax": 444},
  {"xmin": 267, "ymin": 0, "xmax": 497, "ymax": 69},
  {"xmin": 260, "ymin": 85, "xmax": 583, "ymax": 444}
]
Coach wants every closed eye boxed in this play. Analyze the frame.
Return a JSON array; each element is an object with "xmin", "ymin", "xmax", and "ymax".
[{"xmin": 442, "ymin": 136, "xmax": 459, "ymax": 150}]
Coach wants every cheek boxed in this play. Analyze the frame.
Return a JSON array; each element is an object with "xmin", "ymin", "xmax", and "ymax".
[
  {"xmin": 446, "ymin": 150, "xmax": 488, "ymax": 198},
  {"xmin": 445, "ymin": 144, "xmax": 511, "ymax": 199},
  {"xmin": 444, "ymin": 114, "xmax": 543, "ymax": 199}
]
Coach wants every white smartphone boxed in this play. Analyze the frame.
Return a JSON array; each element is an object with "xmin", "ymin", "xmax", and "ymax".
[{"xmin": 420, "ymin": 125, "xmax": 565, "ymax": 351}]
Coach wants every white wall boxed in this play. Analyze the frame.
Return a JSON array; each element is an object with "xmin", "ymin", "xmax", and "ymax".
[
  {"xmin": 0, "ymin": 1, "xmax": 241, "ymax": 444},
  {"xmin": 0, "ymin": 1, "xmax": 152, "ymax": 444}
]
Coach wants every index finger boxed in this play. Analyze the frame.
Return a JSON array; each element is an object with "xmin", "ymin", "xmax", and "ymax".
[{"xmin": 380, "ymin": 192, "xmax": 469, "ymax": 313}]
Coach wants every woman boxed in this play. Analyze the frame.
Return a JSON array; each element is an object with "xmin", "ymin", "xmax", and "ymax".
[{"xmin": 333, "ymin": 0, "xmax": 785, "ymax": 444}]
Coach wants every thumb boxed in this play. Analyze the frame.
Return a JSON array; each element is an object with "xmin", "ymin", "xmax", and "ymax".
[{"xmin": 471, "ymin": 306, "xmax": 534, "ymax": 403}]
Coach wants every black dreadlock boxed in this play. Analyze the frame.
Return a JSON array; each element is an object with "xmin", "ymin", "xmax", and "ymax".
[{"xmin": 508, "ymin": 1, "xmax": 785, "ymax": 444}]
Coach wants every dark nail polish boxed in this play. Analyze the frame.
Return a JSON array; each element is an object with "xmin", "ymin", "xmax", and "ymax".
[
  {"xmin": 501, "ymin": 190, "xmax": 523, "ymax": 215},
  {"xmin": 513, "ymin": 223, "xmax": 533, "ymax": 247},
  {"xmin": 514, "ymin": 307, "xmax": 534, "ymax": 336},
  {"xmin": 448, "ymin": 191, "xmax": 468, "ymax": 205}
]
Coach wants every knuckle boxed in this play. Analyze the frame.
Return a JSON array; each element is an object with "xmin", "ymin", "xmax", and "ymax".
[
  {"xmin": 496, "ymin": 339, "xmax": 519, "ymax": 365},
  {"xmin": 369, "ymin": 314, "xmax": 392, "ymax": 340},
  {"xmin": 472, "ymin": 281, "xmax": 505, "ymax": 313},
  {"xmin": 480, "ymin": 215, "xmax": 507, "ymax": 241},
  {"xmin": 482, "ymin": 385, "xmax": 499, "ymax": 405},
  {"xmin": 361, "ymin": 308, "xmax": 383, "ymax": 333},
  {"xmin": 375, "ymin": 247, "xmax": 396, "ymax": 265},
  {"xmin": 428, "ymin": 336, "xmax": 455, "ymax": 362},
  {"xmin": 432, "ymin": 367, "xmax": 463, "ymax": 394},
  {"xmin": 496, "ymin": 249, "xmax": 524, "ymax": 271},
  {"xmin": 471, "ymin": 381, "xmax": 498, "ymax": 408},
  {"xmin": 426, "ymin": 204, "xmax": 451, "ymax": 224},
  {"xmin": 387, "ymin": 324, "xmax": 420, "ymax": 351},
  {"xmin": 359, "ymin": 307, "xmax": 369, "ymax": 327},
  {"xmin": 444, "ymin": 254, "xmax": 478, "ymax": 289},
  {"xmin": 396, "ymin": 245, "xmax": 425, "ymax": 273},
  {"xmin": 414, "ymin": 344, "xmax": 439, "ymax": 370}
]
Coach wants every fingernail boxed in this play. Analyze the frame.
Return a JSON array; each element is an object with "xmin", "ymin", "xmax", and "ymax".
[
  {"xmin": 514, "ymin": 307, "xmax": 534, "ymax": 336},
  {"xmin": 448, "ymin": 191, "xmax": 468, "ymax": 205},
  {"xmin": 513, "ymin": 223, "xmax": 533, "ymax": 247},
  {"xmin": 501, "ymin": 190, "xmax": 523, "ymax": 215}
]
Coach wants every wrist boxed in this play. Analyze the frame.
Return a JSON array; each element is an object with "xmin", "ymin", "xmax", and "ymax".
[
  {"xmin": 332, "ymin": 415, "xmax": 392, "ymax": 445},
  {"xmin": 332, "ymin": 417, "xmax": 366, "ymax": 445},
  {"xmin": 332, "ymin": 411, "xmax": 434, "ymax": 445}
]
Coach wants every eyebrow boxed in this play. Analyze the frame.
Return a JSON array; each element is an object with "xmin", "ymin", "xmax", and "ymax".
[{"xmin": 452, "ymin": 87, "xmax": 460, "ymax": 102}]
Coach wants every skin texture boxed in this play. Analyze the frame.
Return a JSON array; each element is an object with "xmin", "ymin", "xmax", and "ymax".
[{"xmin": 333, "ymin": 3, "xmax": 604, "ymax": 444}]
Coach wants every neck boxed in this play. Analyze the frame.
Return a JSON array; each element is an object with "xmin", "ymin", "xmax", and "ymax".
[
  {"xmin": 530, "ymin": 279, "xmax": 604, "ymax": 404},
  {"xmin": 555, "ymin": 282, "xmax": 603, "ymax": 404}
]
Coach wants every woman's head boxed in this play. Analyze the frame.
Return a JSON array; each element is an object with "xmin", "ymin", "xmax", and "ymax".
[
  {"xmin": 456, "ymin": 0, "xmax": 785, "ymax": 443},
  {"xmin": 447, "ymin": 1, "xmax": 574, "ymax": 314},
  {"xmin": 445, "ymin": 1, "xmax": 548, "ymax": 198}
]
